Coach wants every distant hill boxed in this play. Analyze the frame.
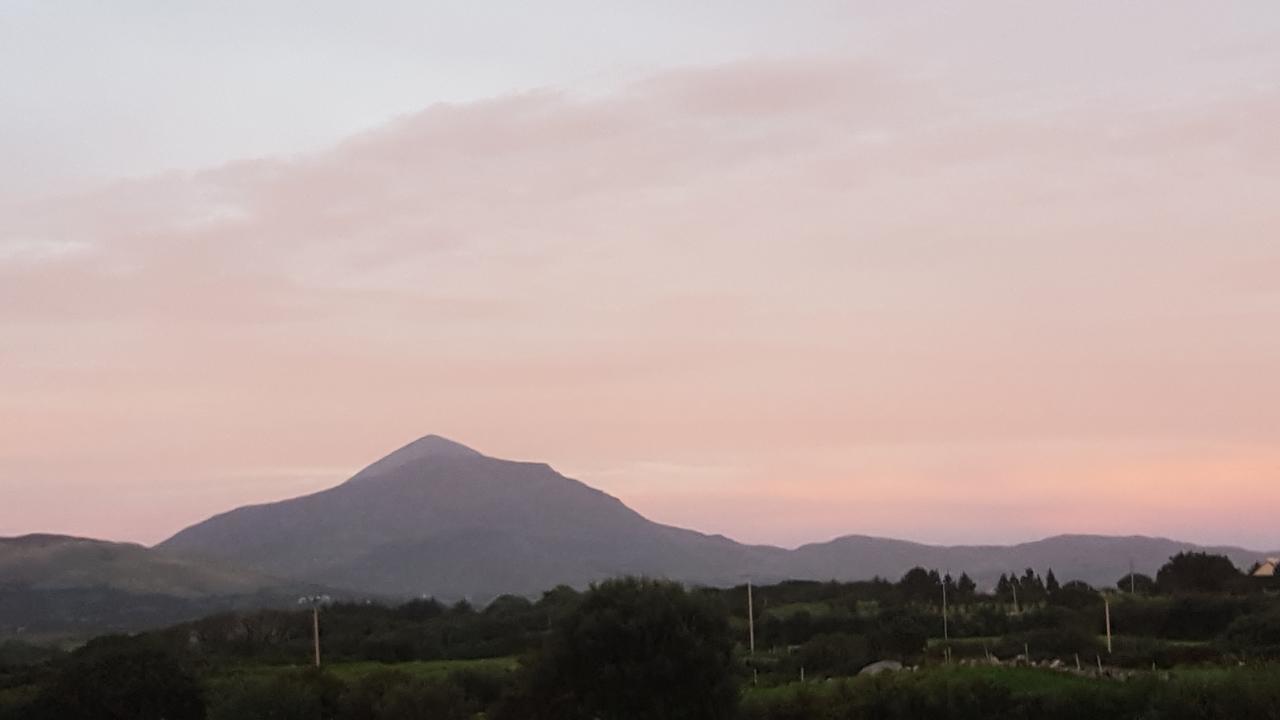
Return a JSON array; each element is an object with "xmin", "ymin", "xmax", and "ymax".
[
  {"xmin": 0, "ymin": 534, "xmax": 280, "ymax": 598},
  {"xmin": 0, "ymin": 535, "xmax": 332, "ymax": 640},
  {"xmin": 157, "ymin": 435, "xmax": 1280, "ymax": 598},
  {"xmin": 785, "ymin": 534, "xmax": 1278, "ymax": 590}
]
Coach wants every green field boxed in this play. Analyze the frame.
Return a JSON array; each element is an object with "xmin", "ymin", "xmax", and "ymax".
[{"xmin": 209, "ymin": 656, "xmax": 517, "ymax": 684}]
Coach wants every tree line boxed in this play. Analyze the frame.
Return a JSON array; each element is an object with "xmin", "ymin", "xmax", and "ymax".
[{"xmin": 1, "ymin": 552, "xmax": 1278, "ymax": 719}]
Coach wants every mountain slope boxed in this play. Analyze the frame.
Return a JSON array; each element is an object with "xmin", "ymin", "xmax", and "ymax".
[{"xmin": 159, "ymin": 436, "xmax": 788, "ymax": 597}]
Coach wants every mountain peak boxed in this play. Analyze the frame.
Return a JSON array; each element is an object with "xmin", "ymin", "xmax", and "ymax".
[
  {"xmin": 402, "ymin": 434, "xmax": 482, "ymax": 457},
  {"xmin": 349, "ymin": 434, "xmax": 483, "ymax": 481}
]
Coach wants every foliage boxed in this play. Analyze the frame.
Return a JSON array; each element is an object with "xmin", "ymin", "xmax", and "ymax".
[
  {"xmin": 1116, "ymin": 572, "xmax": 1157, "ymax": 595},
  {"xmin": 792, "ymin": 633, "xmax": 872, "ymax": 678},
  {"xmin": 28, "ymin": 642, "xmax": 205, "ymax": 720},
  {"xmin": 1048, "ymin": 580, "xmax": 1101, "ymax": 610},
  {"xmin": 1218, "ymin": 606, "xmax": 1280, "ymax": 658},
  {"xmin": 868, "ymin": 606, "xmax": 931, "ymax": 661},
  {"xmin": 740, "ymin": 666, "xmax": 1280, "ymax": 720},
  {"xmin": 208, "ymin": 667, "xmax": 342, "ymax": 720},
  {"xmin": 1156, "ymin": 552, "xmax": 1241, "ymax": 594},
  {"xmin": 498, "ymin": 577, "xmax": 737, "ymax": 720}
]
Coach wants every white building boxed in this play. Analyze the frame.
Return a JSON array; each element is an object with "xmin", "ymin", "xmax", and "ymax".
[{"xmin": 1251, "ymin": 558, "xmax": 1279, "ymax": 577}]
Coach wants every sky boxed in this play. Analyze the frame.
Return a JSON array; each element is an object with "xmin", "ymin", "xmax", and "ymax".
[{"xmin": 2, "ymin": 2, "xmax": 1279, "ymax": 550}]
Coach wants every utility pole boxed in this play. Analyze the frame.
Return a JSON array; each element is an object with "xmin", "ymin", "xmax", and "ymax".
[
  {"xmin": 941, "ymin": 570, "xmax": 950, "ymax": 661},
  {"xmin": 1129, "ymin": 560, "xmax": 1136, "ymax": 594},
  {"xmin": 1010, "ymin": 576, "xmax": 1019, "ymax": 613},
  {"xmin": 746, "ymin": 580, "xmax": 755, "ymax": 656},
  {"xmin": 941, "ymin": 571, "xmax": 949, "ymax": 640},
  {"xmin": 312, "ymin": 605, "xmax": 321, "ymax": 667},
  {"xmin": 298, "ymin": 595, "xmax": 331, "ymax": 668},
  {"xmin": 1104, "ymin": 595, "xmax": 1113, "ymax": 654}
]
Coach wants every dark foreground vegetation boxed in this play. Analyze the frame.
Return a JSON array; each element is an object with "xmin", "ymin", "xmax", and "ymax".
[{"xmin": 2, "ymin": 552, "xmax": 1278, "ymax": 719}]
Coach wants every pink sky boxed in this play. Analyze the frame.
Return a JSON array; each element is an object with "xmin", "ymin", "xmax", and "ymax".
[{"xmin": 2, "ymin": 4, "xmax": 1279, "ymax": 549}]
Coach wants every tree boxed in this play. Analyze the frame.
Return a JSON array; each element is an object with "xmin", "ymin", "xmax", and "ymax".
[
  {"xmin": 795, "ymin": 633, "xmax": 872, "ymax": 677},
  {"xmin": 942, "ymin": 573, "xmax": 959, "ymax": 605},
  {"xmin": 869, "ymin": 607, "xmax": 931, "ymax": 661},
  {"xmin": 898, "ymin": 567, "xmax": 941, "ymax": 605},
  {"xmin": 1156, "ymin": 552, "xmax": 1241, "ymax": 594},
  {"xmin": 501, "ymin": 577, "xmax": 737, "ymax": 720},
  {"xmin": 1049, "ymin": 580, "xmax": 1101, "ymax": 610},
  {"xmin": 996, "ymin": 574, "xmax": 1015, "ymax": 607},
  {"xmin": 31, "ymin": 644, "xmax": 205, "ymax": 720},
  {"xmin": 1044, "ymin": 569, "xmax": 1061, "ymax": 596},
  {"xmin": 1019, "ymin": 568, "xmax": 1046, "ymax": 605},
  {"xmin": 1115, "ymin": 572, "xmax": 1156, "ymax": 595},
  {"xmin": 1219, "ymin": 607, "xmax": 1280, "ymax": 658},
  {"xmin": 957, "ymin": 573, "xmax": 977, "ymax": 601}
]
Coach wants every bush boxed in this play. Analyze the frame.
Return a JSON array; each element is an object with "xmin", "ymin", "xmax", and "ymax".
[
  {"xmin": 869, "ymin": 607, "xmax": 931, "ymax": 662},
  {"xmin": 208, "ymin": 668, "xmax": 343, "ymax": 720},
  {"xmin": 997, "ymin": 626, "xmax": 1100, "ymax": 660},
  {"xmin": 1218, "ymin": 607, "xmax": 1280, "ymax": 659},
  {"xmin": 28, "ymin": 645, "xmax": 205, "ymax": 720},
  {"xmin": 793, "ymin": 633, "xmax": 872, "ymax": 678}
]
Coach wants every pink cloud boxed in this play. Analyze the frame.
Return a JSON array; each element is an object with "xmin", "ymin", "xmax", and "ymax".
[{"xmin": 2, "ymin": 58, "xmax": 1278, "ymax": 547}]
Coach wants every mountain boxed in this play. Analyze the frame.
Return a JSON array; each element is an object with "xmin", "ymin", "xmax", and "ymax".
[
  {"xmin": 0, "ymin": 534, "xmax": 331, "ymax": 640},
  {"xmin": 159, "ymin": 435, "xmax": 1279, "ymax": 598},
  {"xmin": 159, "ymin": 436, "xmax": 790, "ymax": 598}
]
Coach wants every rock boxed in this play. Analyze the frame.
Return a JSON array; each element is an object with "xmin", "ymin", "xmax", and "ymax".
[{"xmin": 859, "ymin": 660, "xmax": 904, "ymax": 676}]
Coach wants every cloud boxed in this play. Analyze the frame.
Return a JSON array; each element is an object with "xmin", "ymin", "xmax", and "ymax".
[{"xmin": 2, "ymin": 57, "xmax": 1279, "ymax": 546}]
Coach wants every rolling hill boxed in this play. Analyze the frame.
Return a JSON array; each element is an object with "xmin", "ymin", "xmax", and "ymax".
[
  {"xmin": 0, "ymin": 534, "xmax": 333, "ymax": 640},
  {"xmin": 1, "ymin": 534, "xmax": 282, "ymax": 598}
]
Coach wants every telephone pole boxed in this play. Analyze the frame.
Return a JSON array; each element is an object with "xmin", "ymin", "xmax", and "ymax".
[
  {"xmin": 1104, "ymin": 594, "xmax": 1113, "ymax": 654},
  {"xmin": 298, "ymin": 595, "xmax": 331, "ymax": 668},
  {"xmin": 941, "ymin": 571, "xmax": 949, "ymax": 642},
  {"xmin": 746, "ymin": 580, "xmax": 755, "ymax": 656},
  {"xmin": 312, "ymin": 605, "xmax": 321, "ymax": 667}
]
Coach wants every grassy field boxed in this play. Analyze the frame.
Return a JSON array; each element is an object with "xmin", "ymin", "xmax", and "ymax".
[
  {"xmin": 746, "ymin": 664, "xmax": 1101, "ymax": 701},
  {"xmin": 210, "ymin": 656, "xmax": 518, "ymax": 684}
]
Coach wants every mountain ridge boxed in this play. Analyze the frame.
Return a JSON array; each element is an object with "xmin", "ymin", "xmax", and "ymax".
[{"xmin": 156, "ymin": 434, "xmax": 1279, "ymax": 598}]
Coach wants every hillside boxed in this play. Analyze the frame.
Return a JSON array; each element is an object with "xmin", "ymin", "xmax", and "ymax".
[
  {"xmin": 0, "ymin": 534, "xmax": 281, "ymax": 598},
  {"xmin": 0, "ymin": 535, "xmax": 332, "ymax": 640},
  {"xmin": 159, "ymin": 436, "xmax": 790, "ymax": 598}
]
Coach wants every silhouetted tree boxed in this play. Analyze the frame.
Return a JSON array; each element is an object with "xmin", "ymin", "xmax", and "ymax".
[
  {"xmin": 500, "ymin": 577, "xmax": 737, "ymax": 720},
  {"xmin": 898, "ymin": 567, "xmax": 941, "ymax": 605},
  {"xmin": 995, "ymin": 574, "xmax": 1014, "ymax": 605},
  {"xmin": 31, "ymin": 644, "xmax": 204, "ymax": 720},
  {"xmin": 1115, "ymin": 572, "xmax": 1156, "ymax": 595},
  {"xmin": 1050, "ymin": 580, "xmax": 1101, "ymax": 610},
  {"xmin": 869, "ymin": 607, "xmax": 931, "ymax": 661},
  {"xmin": 1156, "ymin": 552, "xmax": 1240, "ymax": 594},
  {"xmin": 1044, "ymin": 569, "xmax": 1061, "ymax": 596},
  {"xmin": 1018, "ymin": 569, "xmax": 1047, "ymax": 605}
]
